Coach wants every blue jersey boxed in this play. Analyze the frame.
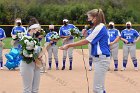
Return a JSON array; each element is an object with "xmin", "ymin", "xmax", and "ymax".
[
  {"xmin": 121, "ymin": 29, "xmax": 139, "ymax": 43},
  {"xmin": 87, "ymin": 29, "xmax": 92, "ymax": 37},
  {"xmin": 86, "ymin": 23, "xmax": 110, "ymax": 56},
  {"xmin": 11, "ymin": 26, "xmax": 26, "ymax": 35},
  {"xmin": 0, "ymin": 28, "xmax": 6, "ymax": 39},
  {"xmin": 59, "ymin": 24, "xmax": 76, "ymax": 40},
  {"xmin": 45, "ymin": 31, "xmax": 58, "ymax": 45},
  {"xmin": 108, "ymin": 28, "xmax": 120, "ymax": 42}
]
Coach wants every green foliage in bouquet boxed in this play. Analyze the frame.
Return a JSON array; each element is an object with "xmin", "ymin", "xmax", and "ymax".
[
  {"xmin": 19, "ymin": 36, "xmax": 41, "ymax": 64},
  {"xmin": 12, "ymin": 32, "xmax": 26, "ymax": 40},
  {"xmin": 70, "ymin": 27, "xmax": 81, "ymax": 38},
  {"xmin": 50, "ymin": 32, "xmax": 60, "ymax": 40},
  {"xmin": 40, "ymin": 29, "xmax": 46, "ymax": 37}
]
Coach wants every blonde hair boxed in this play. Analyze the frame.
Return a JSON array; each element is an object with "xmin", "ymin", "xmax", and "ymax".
[
  {"xmin": 87, "ymin": 9, "xmax": 106, "ymax": 25},
  {"xmin": 49, "ymin": 25, "xmax": 54, "ymax": 29}
]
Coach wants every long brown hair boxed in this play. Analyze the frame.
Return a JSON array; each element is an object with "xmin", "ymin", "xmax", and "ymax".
[
  {"xmin": 28, "ymin": 17, "xmax": 39, "ymax": 27},
  {"xmin": 86, "ymin": 9, "xmax": 106, "ymax": 25}
]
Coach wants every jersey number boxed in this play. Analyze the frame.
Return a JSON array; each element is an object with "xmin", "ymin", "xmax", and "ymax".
[{"xmin": 126, "ymin": 36, "xmax": 131, "ymax": 39}]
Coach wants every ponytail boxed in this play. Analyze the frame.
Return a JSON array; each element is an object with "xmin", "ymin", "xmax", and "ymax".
[{"xmin": 86, "ymin": 8, "xmax": 106, "ymax": 25}]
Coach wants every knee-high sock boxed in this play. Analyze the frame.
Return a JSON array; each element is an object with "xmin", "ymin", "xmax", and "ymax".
[
  {"xmin": 55, "ymin": 61, "xmax": 58, "ymax": 68},
  {"xmin": 0, "ymin": 62, "xmax": 3, "ymax": 67},
  {"xmin": 48, "ymin": 58, "xmax": 52, "ymax": 68},
  {"xmin": 114, "ymin": 60, "xmax": 118, "ymax": 68},
  {"xmin": 89, "ymin": 57, "xmax": 93, "ymax": 67},
  {"xmin": 123, "ymin": 60, "xmax": 127, "ymax": 68},
  {"xmin": 62, "ymin": 57, "xmax": 66, "ymax": 67},
  {"xmin": 133, "ymin": 59, "xmax": 138, "ymax": 67},
  {"xmin": 69, "ymin": 57, "xmax": 73, "ymax": 67}
]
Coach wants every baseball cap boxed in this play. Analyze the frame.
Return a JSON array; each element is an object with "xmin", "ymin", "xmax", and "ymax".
[
  {"xmin": 109, "ymin": 22, "xmax": 114, "ymax": 26},
  {"xmin": 126, "ymin": 21, "xmax": 132, "ymax": 26},
  {"xmin": 63, "ymin": 19, "xmax": 68, "ymax": 22}
]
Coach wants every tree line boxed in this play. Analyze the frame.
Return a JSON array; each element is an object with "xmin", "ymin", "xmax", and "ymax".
[{"xmin": 0, "ymin": 0, "xmax": 139, "ymax": 37}]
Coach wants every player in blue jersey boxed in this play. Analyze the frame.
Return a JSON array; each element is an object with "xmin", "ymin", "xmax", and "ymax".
[
  {"xmin": 60, "ymin": 9, "xmax": 110, "ymax": 93},
  {"xmin": 11, "ymin": 18, "xmax": 26, "ymax": 48},
  {"xmin": 108, "ymin": 22, "xmax": 120, "ymax": 71},
  {"xmin": 45, "ymin": 25, "xmax": 59, "ymax": 70},
  {"xmin": 82, "ymin": 26, "xmax": 93, "ymax": 71},
  {"xmin": 59, "ymin": 19, "xmax": 77, "ymax": 70},
  {"xmin": 0, "ymin": 27, "xmax": 6, "ymax": 70},
  {"xmin": 121, "ymin": 21, "xmax": 140, "ymax": 71}
]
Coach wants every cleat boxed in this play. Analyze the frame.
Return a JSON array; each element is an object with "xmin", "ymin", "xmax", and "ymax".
[
  {"xmin": 89, "ymin": 66, "xmax": 92, "ymax": 71},
  {"xmin": 61, "ymin": 66, "xmax": 65, "ymax": 70},
  {"xmin": 114, "ymin": 68, "xmax": 118, "ymax": 71},
  {"xmin": 134, "ymin": 67, "xmax": 138, "ymax": 71},
  {"xmin": 121, "ymin": 67, "xmax": 126, "ymax": 71},
  {"xmin": 69, "ymin": 66, "xmax": 72, "ymax": 70}
]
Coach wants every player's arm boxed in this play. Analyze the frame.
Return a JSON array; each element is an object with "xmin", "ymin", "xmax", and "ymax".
[
  {"xmin": 60, "ymin": 35, "xmax": 70, "ymax": 38},
  {"xmin": 0, "ymin": 29, "xmax": 6, "ymax": 41},
  {"xmin": 11, "ymin": 27, "xmax": 17, "ymax": 39},
  {"xmin": 59, "ymin": 39, "xmax": 89, "ymax": 50},
  {"xmin": 134, "ymin": 30, "xmax": 140, "ymax": 43},
  {"xmin": 134, "ymin": 37, "xmax": 140, "ymax": 43},
  {"xmin": 110, "ymin": 30, "xmax": 120, "ymax": 45},
  {"xmin": 120, "ymin": 38, "xmax": 128, "ymax": 44},
  {"xmin": 110, "ymin": 36, "xmax": 120, "ymax": 46},
  {"xmin": 120, "ymin": 31, "xmax": 128, "ymax": 43},
  {"xmin": 38, "ymin": 35, "xmax": 50, "ymax": 58}
]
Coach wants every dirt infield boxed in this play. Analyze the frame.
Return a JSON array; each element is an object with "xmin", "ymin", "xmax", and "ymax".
[{"xmin": 0, "ymin": 49, "xmax": 140, "ymax": 93}]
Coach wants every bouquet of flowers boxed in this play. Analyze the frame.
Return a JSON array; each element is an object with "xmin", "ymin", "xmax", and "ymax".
[
  {"xmin": 19, "ymin": 36, "xmax": 41, "ymax": 64},
  {"xmin": 40, "ymin": 29, "xmax": 46, "ymax": 37},
  {"xmin": 12, "ymin": 32, "xmax": 26, "ymax": 40},
  {"xmin": 70, "ymin": 27, "xmax": 81, "ymax": 38},
  {"xmin": 50, "ymin": 32, "xmax": 60, "ymax": 41}
]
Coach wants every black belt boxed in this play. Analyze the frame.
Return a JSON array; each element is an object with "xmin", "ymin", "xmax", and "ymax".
[
  {"xmin": 125, "ymin": 42, "xmax": 133, "ymax": 44},
  {"xmin": 94, "ymin": 55, "xmax": 110, "ymax": 58}
]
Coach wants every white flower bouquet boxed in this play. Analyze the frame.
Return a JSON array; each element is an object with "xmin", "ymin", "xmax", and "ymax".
[
  {"xmin": 19, "ymin": 36, "xmax": 41, "ymax": 64},
  {"xmin": 12, "ymin": 32, "xmax": 26, "ymax": 40},
  {"xmin": 70, "ymin": 27, "xmax": 81, "ymax": 38},
  {"xmin": 50, "ymin": 32, "xmax": 60, "ymax": 41}
]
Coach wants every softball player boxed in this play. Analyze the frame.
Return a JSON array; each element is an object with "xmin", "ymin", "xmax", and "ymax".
[
  {"xmin": 108, "ymin": 22, "xmax": 120, "ymax": 71},
  {"xmin": 60, "ymin": 9, "xmax": 110, "ymax": 93},
  {"xmin": 82, "ymin": 28, "xmax": 93, "ymax": 71},
  {"xmin": 11, "ymin": 18, "xmax": 26, "ymax": 48},
  {"xmin": 20, "ymin": 18, "xmax": 41, "ymax": 93},
  {"xmin": 45, "ymin": 25, "xmax": 59, "ymax": 70},
  {"xmin": 0, "ymin": 28, "xmax": 6, "ymax": 70},
  {"xmin": 59, "ymin": 19, "xmax": 77, "ymax": 70},
  {"xmin": 121, "ymin": 21, "xmax": 139, "ymax": 71}
]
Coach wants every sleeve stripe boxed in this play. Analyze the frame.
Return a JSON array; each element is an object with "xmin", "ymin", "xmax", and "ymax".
[{"xmin": 86, "ymin": 23, "xmax": 104, "ymax": 42}]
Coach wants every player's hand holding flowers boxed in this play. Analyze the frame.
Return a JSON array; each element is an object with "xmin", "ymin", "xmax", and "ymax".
[{"xmin": 19, "ymin": 35, "xmax": 41, "ymax": 64}]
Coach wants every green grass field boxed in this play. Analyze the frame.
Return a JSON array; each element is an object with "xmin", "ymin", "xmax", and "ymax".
[{"xmin": 2, "ymin": 38, "xmax": 140, "ymax": 49}]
